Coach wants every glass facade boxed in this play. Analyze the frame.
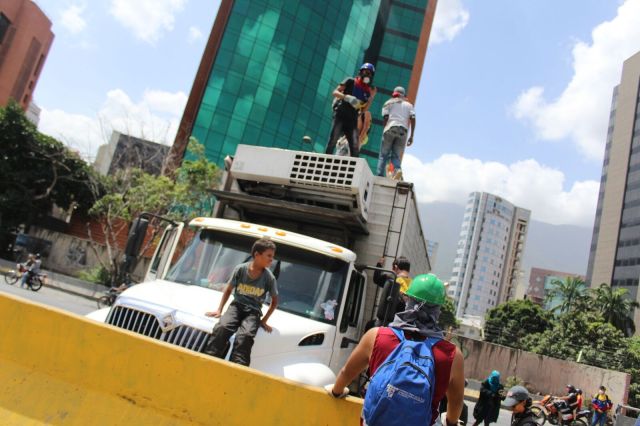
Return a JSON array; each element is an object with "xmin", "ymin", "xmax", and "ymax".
[{"xmin": 186, "ymin": 0, "xmax": 431, "ymax": 171}]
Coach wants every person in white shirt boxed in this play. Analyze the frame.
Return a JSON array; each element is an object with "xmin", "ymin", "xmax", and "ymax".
[{"xmin": 376, "ymin": 86, "xmax": 415, "ymax": 179}]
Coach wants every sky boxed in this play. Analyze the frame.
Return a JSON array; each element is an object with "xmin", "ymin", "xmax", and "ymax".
[{"xmin": 31, "ymin": 0, "xmax": 640, "ymax": 228}]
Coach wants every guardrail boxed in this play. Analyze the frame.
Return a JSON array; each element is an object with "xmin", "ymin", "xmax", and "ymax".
[{"xmin": 0, "ymin": 293, "xmax": 362, "ymax": 425}]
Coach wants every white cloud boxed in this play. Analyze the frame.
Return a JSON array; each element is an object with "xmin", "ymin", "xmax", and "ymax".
[
  {"xmin": 60, "ymin": 4, "xmax": 87, "ymax": 34},
  {"xmin": 513, "ymin": 0, "xmax": 640, "ymax": 161},
  {"xmin": 403, "ymin": 153, "xmax": 599, "ymax": 227},
  {"xmin": 188, "ymin": 26, "xmax": 203, "ymax": 43},
  {"xmin": 431, "ymin": 0, "xmax": 470, "ymax": 44},
  {"xmin": 38, "ymin": 89, "xmax": 187, "ymax": 161},
  {"xmin": 109, "ymin": 0, "xmax": 187, "ymax": 44}
]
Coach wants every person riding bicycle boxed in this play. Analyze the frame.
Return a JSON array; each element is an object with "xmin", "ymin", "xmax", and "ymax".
[
  {"xmin": 20, "ymin": 253, "xmax": 41, "ymax": 288},
  {"xmin": 554, "ymin": 384, "xmax": 579, "ymax": 425}
]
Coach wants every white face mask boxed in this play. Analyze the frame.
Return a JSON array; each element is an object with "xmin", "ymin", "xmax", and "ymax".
[{"xmin": 363, "ymin": 77, "xmax": 371, "ymax": 84}]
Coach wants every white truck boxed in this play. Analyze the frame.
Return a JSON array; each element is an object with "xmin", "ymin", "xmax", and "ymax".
[{"xmin": 88, "ymin": 145, "xmax": 431, "ymax": 386}]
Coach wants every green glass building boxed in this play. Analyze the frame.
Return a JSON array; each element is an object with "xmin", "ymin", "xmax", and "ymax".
[{"xmin": 169, "ymin": 0, "xmax": 437, "ymax": 172}]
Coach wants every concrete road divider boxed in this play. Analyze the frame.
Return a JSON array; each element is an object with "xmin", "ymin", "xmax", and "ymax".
[{"xmin": 0, "ymin": 293, "xmax": 362, "ymax": 425}]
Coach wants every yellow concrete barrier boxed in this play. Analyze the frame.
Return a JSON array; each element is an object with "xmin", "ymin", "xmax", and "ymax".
[{"xmin": 0, "ymin": 293, "xmax": 363, "ymax": 425}]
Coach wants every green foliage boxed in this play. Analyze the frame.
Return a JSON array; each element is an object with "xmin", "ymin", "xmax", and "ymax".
[
  {"xmin": 591, "ymin": 283, "xmax": 639, "ymax": 336},
  {"xmin": 524, "ymin": 311, "xmax": 627, "ymax": 369},
  {"xmin": 438, "ymin": 297, "xmax": 460, "ymax": 330},
  {"xmin": 484, "ymin": 299, "xmax": 553, "ymax": 349},
  {"xmin": 172, "ymin": 137, "xmax": 221, "ymax": 218},
  {"xmin": 621, "ymin": 337, "xmax": 640, "ymax": 407},
  {"xmin": 0, "ymin": 101, "xmax": 101, "ymax": 231},
  {"xmin": 76, "ymin": 265, "xmax": 112, "ymax": 287},
  {"xmin": 87, "ymin": 137, "xmax": 219, "ymax": 278},
  {"xmin": 545, "ymin": 276, "xmax": 589, "ymax": 314},
  {"xmin": 504, "ymin": 376, "xmax": 525, "ymax": 389}
]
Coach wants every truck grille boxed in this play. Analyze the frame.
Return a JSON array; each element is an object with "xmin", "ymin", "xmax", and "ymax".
[
  {"xmin": 106, "ymin": 306, "xmax": 210, "ymax": 352},
  {"xmin": 290, "ymin": 153, "xmax": 356, "ymax": 188}
]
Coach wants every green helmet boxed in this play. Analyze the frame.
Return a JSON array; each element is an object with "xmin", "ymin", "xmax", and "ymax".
[{"xmin": 405, "ymin": 273, "xmax": 446, "ymax": 305}]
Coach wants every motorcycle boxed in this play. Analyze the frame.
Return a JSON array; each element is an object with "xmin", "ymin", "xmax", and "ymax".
[{"xmin": 530, "ymin": 395, "xmax": 590, "ymax": 426}]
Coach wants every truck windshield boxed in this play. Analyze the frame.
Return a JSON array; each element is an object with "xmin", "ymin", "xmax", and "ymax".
[{"xmin": 165, "ymin": 229, "xmax": 349, "ymax": 325}]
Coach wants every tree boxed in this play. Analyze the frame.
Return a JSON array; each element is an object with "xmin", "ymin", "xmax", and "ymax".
[
  {"xmin": 545, "ymin": 276, "xmax": 588, "ymax": 314},
  {"xmin": 484, "ymin": 299, "xmax": 553, "ymax": 349},
  {"xmin": 87, "ymin": 138, "xmax": 220, "ymax": 283},
  {"xmin": 0, "ymin": 100, "xmax": 100, "ymax": 232},
  {"xmin": 170, "ymin": 137, "xmax": 221, "ymax": 218},
  {"xmin": 524, "ymin": 311, "xmax": 627, "ymax": 370},
  {"xmin": 438, "ymin": 297, "xmax": 460, "ymax": 331},
  {"xmin": 591, "ymin": 283, "xmax": 639, "ymax": 336}
]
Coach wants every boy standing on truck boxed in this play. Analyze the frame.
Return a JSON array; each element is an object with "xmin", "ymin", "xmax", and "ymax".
[{"xmin": 204, "ymin": 238, "xmax": 279, "ymax": 366}]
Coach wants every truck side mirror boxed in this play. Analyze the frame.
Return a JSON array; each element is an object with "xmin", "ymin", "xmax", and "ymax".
[{"xmin": 124, "ymin": 217, "xmax": 149, "ymax": 258}]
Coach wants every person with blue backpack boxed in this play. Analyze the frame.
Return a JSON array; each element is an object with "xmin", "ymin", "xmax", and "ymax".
[{"xmin": 325, "ymin": 273, "xmax": 465, "ymax": 426}]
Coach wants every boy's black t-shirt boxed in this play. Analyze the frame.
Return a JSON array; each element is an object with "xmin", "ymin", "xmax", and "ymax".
[{"xmin": 230, "ymin": 262, "xmax": 278, "ymax": 313}]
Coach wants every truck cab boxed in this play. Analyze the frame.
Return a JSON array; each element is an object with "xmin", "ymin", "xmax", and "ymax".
[{"xmin": 89, "ymin": 217, "xmax": 368, "ymax": 386}]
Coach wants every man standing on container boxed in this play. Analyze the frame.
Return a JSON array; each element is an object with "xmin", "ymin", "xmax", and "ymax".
[
  {"xmin": 376, "ymin": 86, "xmax": 415, "ymax": 180},
  {"xmin": 325, "ymin": 63, "xmax": 377, "ymax": 157}
]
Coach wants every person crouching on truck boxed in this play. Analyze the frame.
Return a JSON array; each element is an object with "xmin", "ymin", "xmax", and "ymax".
[
  {"xmin": 325, "ymin": 63, "xmax": 377, "ymax": 157},
  {"xmin": 203, "ymin": 238, "xmax": 279, "ymax": 366},
  {"xmin": 326, "ymin": 273, "xmax": 465, "ymax": 426}
]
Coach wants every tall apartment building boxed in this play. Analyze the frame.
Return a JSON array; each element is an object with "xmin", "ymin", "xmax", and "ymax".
[
  {"xmin": 166, "ymin": 0, "xmax": 438, "ymax": 173},
  {"xmin": 448, "ymin": 192, "xmax": 530, "ymax": 318},
  {"xmin": 0, "ymin": 0, "xmax": 53, "ymax": 110},
  {"xmin": 587, "ymin": 51, "xmax": 640, "ymax": 322}
]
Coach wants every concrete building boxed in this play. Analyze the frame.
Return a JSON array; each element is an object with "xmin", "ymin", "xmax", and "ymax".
[
  {"xmin": 0, "ymin": 0, "xmax": 53, "ymax": 110},
  {"xmin": 448, "ymin": 192, "xmax": 530, "ymax": 318},
  {"xmin": 586, "ymin": 51, "xmax": 640, "ymax": 323},
  {"xmin": 166, "ymin": 0, "xmax": 438, "ymax": 173},
  {"xmin": 426, "ymin": 239, "xmax": 439, "ymax": 268},
  {"xmin": 94, "ymin": 131, "xmax": 170, "ymax": 176},
  {"xmin": 527, "ymin": 267, "xmax": 585, "ymax": 310}
]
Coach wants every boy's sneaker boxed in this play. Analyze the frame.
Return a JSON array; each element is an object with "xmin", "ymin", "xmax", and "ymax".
[{"xmin": 393, "ymin": 169, "xmax": 403, "ymax": 181}]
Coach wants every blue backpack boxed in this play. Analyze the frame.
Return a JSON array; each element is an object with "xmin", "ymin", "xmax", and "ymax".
[{"xmin": 363, "ymin": 327, "xmax": 440, "ymax": 426}]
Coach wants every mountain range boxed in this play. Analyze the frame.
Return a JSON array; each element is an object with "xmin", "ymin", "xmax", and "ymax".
[{"xmin": 419, "ymin": 202, "xmax": 593, "ymax": 281}]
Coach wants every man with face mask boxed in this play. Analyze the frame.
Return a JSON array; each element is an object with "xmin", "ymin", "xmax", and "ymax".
[
  {"xmin": 325, "ymin": 273, "xmax": 465, "ymax": 426},
  {"xmin": 325, "ymin": 63, "xmax": 377, "ymax": 157},
  {"xmin": 591, "ymin": 386, "xmax": 612, "ymax": 426},
  {"xmin": 503, "ymin": 386, "xmax": 539, "ymax": 426}
]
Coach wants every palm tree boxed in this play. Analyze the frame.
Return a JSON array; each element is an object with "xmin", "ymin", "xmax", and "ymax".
[
  {"xmin": 592, "ymin": 283, "xmax": 639, "ymax": 336},
  {"xmin": 545, "ymin": 276, "xmax": 588, "ymax": 314}
]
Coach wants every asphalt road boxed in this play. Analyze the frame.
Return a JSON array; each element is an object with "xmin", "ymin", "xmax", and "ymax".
[{"xmin": 0, "ymin": 279, "xmax": 99, "ymax": 316}]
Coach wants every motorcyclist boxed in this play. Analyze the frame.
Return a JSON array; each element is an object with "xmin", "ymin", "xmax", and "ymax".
[
  {"xmin": 325, "ymin": 63, "xmax": 377, "ymax": 157},
  {"xmin": 554, "ymin": 384, "xmax": 579, "ymax": 425}
]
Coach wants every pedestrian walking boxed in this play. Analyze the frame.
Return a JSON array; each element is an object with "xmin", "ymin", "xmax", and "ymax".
[
  {"xmin": 376, "ymin": 86, "xmax": 415, "ymax": 179},
  {"xmin": 472, "ymin": 370, "xmax": 504, "ymax": 426},
  {"xmin": 503, "ymin": 385, "xmax": 539, "ymax": 426},
  {"xmin": 203, "ymin": 238, "xmax": 278, "ymax": 366},
  {"xmin": 591, "ymin": 386, "xmax": 612, "ymax": 426},
  {"xmin": 325, "ymin": 273, "xmax": 465, "ymax": 426},
  {"xmin": 325, "ymin": 63, "xmax": 377, "ymax": 157}
]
